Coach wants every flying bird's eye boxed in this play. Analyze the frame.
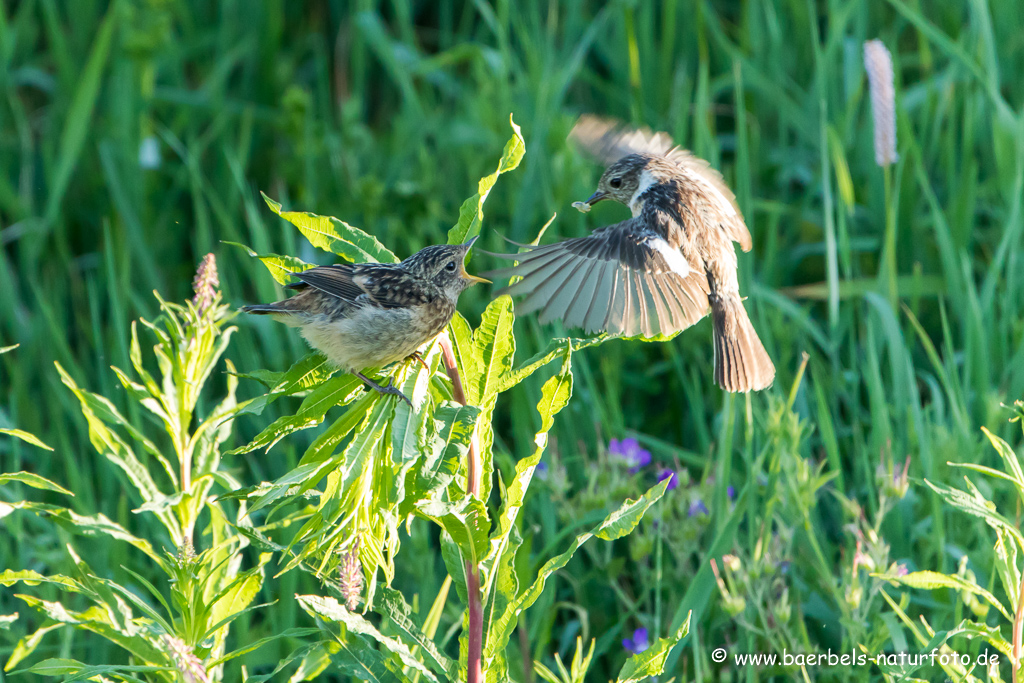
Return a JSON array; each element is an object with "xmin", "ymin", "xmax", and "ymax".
[
  {"xmin": 610, "ymin": 177, "xmax": 622, "ymax": 188},
  {"xmin": 445, "ymin": 260, "xmax": 457, "ymax": 272}
]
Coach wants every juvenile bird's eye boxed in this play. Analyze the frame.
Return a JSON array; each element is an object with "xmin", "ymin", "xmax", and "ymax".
[
  {"xmin": 445, "ymin": 261, "xmax": 457, "ymax": 272},
  {"xmin": 610, "ymin": 177, "xmax": 622, "ymax": 188}
]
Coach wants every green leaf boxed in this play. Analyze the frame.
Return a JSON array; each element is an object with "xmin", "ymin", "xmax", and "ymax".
[
  {"xmin": 232, "ymin": 375, "xmax": 361, "ymax": 454},
  {"xmin": 0, "ymin": 613, "xmax": 17, "ymax": 630},
  {"xmin": 236, "ymin": 352, "xmax": 337, "ymax": 416},
  {"xmin": 877, "ymin": 570, "xmax": 1012, "ymax": 622},
  {"xmin": 373, "ymin": 586, "xmax": 457, "ymax": 681},
  {"xmin": 0, "ymin": 344, "xmax": 17, "ymax": 354},
  {"xmin": 0, "ymin": 570, "xmax": 84, "ymax": 592},
  {"xmin": 225, "ymin": 241, "xmax": 313, "ymax": 285},
  {"xmin": 5, "ymin": 503, "xmax": 163, "ymax": 563},
  {"xmin": 495, "ymin": 336, "xmax": 606, "ymax": 394},
  {"xmin": 417, "ymin": 496, "xmax": 490, "ymax": 566},
  {"xmin": 0, "ymin": 472, "xmax": 70, "ymax": 494},
  {"xmin": 299, "ymin": 594, "xmax": 429, "ymax": 682},
  {"xmin": 924, "ymin": 478, "xmax": 1024, "ymax": 550},
  {"xmin": 0, "ymin": 429, "xmax": 54, "ymax": 451},
  {"xmin": 447, "ymin": 115, "xmax": 525, "ymax": 245},
  {"xmin": 485, "ymin": 478, "xmax": 670, "ymax": 659},
  {"xmin": 263, "ymin": 192, "xmax": 398, "ymax": 264},
  {"xmin": 616, "ymin": 616, "xmax": 690, "ymax": 683},
  {"xmin": 470, "ymin": 296, "xmax": 516, "ymax": 404}
]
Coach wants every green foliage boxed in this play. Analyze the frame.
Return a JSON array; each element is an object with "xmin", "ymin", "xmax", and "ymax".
[
  {"xmin": 3, "ymin": 0, "xmax": 1024, "ymax": 680},
  {"xmin": 0, "ymin": 271, "xmax": 285, "ymax": 680},
  {"xmin": 222, "ymin": 121, "xmax": 669, "ymax": 681}
]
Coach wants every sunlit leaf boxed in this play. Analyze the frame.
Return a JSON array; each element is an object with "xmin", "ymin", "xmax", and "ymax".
[
  {"xmin": 447, "ymin": 115, "xmax": 525, "ymax": 246},
  {"xmin": 263, "ymin": 192, "xmax": 398, "ymax": 264},
  {"xmin": 0, "ymin": 429, "xmax": 53, "ymax": 451},
  {"xmin": 0, "ymin": 472, "xmax": 71, "ymax": 495}
]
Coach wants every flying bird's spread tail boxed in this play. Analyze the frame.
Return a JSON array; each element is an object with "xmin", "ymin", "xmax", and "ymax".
[{"xmin": 711, "ymin": 295, "xmax": 775, "ymax": 393}]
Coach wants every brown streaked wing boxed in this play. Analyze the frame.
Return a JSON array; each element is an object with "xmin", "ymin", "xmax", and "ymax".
[
  {"xmin": 287, "ymin": 265, "xmax": 367, "ymax": 301},
  {"xmin": 489, "ymin": 220, "xmax": 711, "ymax": 338}
]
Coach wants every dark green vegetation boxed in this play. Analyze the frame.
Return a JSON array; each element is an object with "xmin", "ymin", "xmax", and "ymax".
[{"xmin": 2, "ymin": 0, "xmax": 1024, "ymax": 681}]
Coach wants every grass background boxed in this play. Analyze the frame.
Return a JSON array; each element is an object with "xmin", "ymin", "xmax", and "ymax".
[{"xmin": 2, "ymin": 0, "xmax": 1024, "ymax": 680}]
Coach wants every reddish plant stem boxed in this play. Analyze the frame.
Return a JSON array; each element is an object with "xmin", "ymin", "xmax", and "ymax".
[
  {"xmin": 438, "ymin": 334, "xmax": 483, "ymax": 683},
  {"xmin": 1013, "ymin": 567, "xmax": 1024, "ymax": 683}
]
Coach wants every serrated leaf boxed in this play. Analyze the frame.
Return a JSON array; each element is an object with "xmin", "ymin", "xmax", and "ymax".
[
  {"xmin": 616, "ymin": 616, "xmax": 690, "ymax": 683},
  {"xmin": 225, "ymin": 241, "xmax": 313, "ymax": 285},
  {"xmin": 495, "ymin": 336, "xmax": 606, "ymax": 394},
  {"xmin": 447, "ymin": 115, "xmax": 525, "ymax": 246},
  {"xmin": 0, "ymin": 429, "xmax": 54, "ymax": 451},
  {"xmin": 471, "ymin": 296, "xmax": 515, "ymax": 404},
  {"xmin": 299, "ymin": 594, "xmax": 430, "ymax": 682},
  {"xmin": 263, "ymin": 192, "xmax": 398, "ymax": 264},
  {"xmin": 232, "ymin": 375, "xmax": 361, "ymax": 454},
  {"xmin": 373, "ymin": 587, "xmax": 456, "ymax": 681},
  {"xmin": 878, "ymin": 570, "xmax": 1011, "ymax": 621},
  {"xmin": 0, "ymin": 472, "xmax": 71, "ymax": 495},
  {"xmin": 417, "ymin": 497, "xmax": 490, "ymax": 566},
  {"xmin": 924, "ymin": 478, "xmax": 1024, "ymax": 550}
]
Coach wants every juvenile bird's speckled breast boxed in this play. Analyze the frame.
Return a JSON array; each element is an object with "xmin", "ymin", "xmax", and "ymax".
[{"xmin": 299, "ymin": 298, "xmax": 455, "ymax": 372}]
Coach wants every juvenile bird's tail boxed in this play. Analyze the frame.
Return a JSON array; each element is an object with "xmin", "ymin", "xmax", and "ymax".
[
  {"xmin": 240, "ymin": 304, "xmax": 280, "ymax": 315},
  {"xmin": 711, "ymin": 295, "xmax": 775, "ymax": 392}
]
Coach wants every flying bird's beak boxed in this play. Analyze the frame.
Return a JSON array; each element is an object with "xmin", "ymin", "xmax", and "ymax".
[
  {"xmin": 460, "ymin": 235, "xmax": 490, "ymax": 284},
  {"xmin": 583, "ymin": 190, "xmax": 608, "ymax": 206}
]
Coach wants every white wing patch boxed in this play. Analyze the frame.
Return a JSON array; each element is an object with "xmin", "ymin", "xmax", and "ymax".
[{"xmin": 642, "ymin": 234, "xmax": 692, "ymax": 277}]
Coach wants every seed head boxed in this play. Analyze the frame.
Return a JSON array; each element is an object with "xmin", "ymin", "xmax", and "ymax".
[
  {"xmin": 162, "ymin": 635, "xmax": 210, "ymax": 683},
  {"xmin": 339, "ymin": 538, "xmax": 364, "ymax": 611},
  {"xmin": 192, "ymin": 254, "xmax": 220, "ymax": 316},
  {"xmin": 863, "ymin": 40, "xmax": 898, "ymax": 167}
]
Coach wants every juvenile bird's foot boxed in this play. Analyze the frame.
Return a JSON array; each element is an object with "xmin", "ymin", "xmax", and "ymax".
[
  {"xmin": 354, "ymin": 372, "xmax": 413, "ymax": 407},
  {"xmin": 409, "ymin": 351, "xmax": 430, "ymax": 371}
]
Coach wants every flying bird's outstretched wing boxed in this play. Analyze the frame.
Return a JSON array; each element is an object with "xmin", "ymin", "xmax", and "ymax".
[{"xmin": 484, "ymin": 219, "xmax": 711, "ymax": 339}]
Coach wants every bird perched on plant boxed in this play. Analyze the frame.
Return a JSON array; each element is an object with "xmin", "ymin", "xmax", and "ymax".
[
  {"xmin": 485, "ymin": 117, "xmax": 774, "ymax": 392},
  {"xmin": 242, "ymin": 238, "xmax": 488, "ymax": 405}
]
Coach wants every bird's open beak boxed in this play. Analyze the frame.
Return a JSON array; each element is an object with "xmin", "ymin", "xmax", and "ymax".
[
  {"xmin": 582, "ymin": 190, "xmax": 607, "ymax": 206},
  {"xmin": 460, "ymin": 235, "xmax": 490, "ymax": 284}
]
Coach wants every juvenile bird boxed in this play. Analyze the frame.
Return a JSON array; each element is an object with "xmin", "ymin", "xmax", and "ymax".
[
  {"xmin": 486, "ymin": 117, "xmax": 774, "ymax": 392},
  {"xmin": 242, "ymin": 238, "xmax": 488, "ymax": 405}
]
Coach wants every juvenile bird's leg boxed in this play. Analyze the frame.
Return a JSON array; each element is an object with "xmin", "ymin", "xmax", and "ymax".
[
  {"xmin": 353, "ymin": 371, "xmax": 413, "ymax": 407},
  {"xmin": 409, "ymin": 351, "xmax": 430, "ymax": 371}
]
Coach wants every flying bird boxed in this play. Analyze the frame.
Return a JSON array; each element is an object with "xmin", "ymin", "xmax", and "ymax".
[
  {"xmin": 242, "ymin": 239, "xmax": 488, "ymax": 404},
  {"xmin": 486, "ymin": 117, "xmax": 774, "ymax": 392}
]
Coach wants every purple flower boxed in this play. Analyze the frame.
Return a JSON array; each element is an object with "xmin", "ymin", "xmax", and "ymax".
[
  {"xmin": 535, "ymin": 462, "xmax": 549, "ymax": 481},
  {"xmin": 657, "ymin": 468, "xmax": 679, "ymax": 490},
  {"xmin": 609, "ymin": 437, "xmax": 651, "ymax": 473},
  {"xmin": 727, "ymin": 485, "xmax": 735, "ymax": 500},
  {"xmin": 622, "ymin": 627, "xmax": 649, "ymax": 654},
  {"xmin": 688, "ymin": 499, "xmax": 709, "ymax": 517}
]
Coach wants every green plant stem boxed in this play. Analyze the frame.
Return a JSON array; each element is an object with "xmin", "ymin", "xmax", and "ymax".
[
  {"xmin": 438, "ymin": 333, "xmax": 483, "ymax": 683},
  {"xmin": 881, "ymin": 164, "xmax": 898, "ymax": 309}
]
